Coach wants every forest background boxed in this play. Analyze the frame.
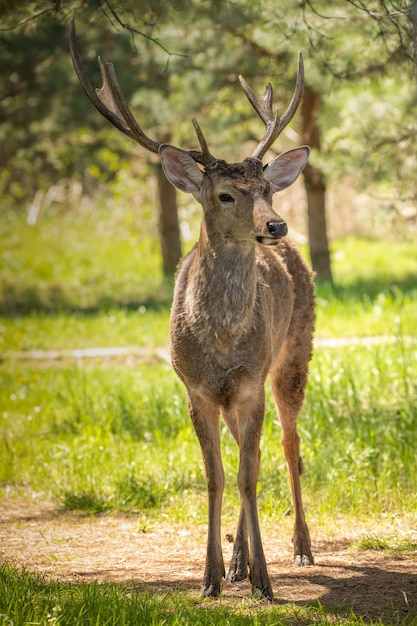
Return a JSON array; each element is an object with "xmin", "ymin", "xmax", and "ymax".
[
  {"xmin": 1, "ymin": 3, "xmax": 417, "ymax": 624},
  {"xmin": 1, "ymin": 0, "xmax": 416, "ymax": 288}
]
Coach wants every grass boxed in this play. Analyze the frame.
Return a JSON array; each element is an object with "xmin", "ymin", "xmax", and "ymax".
[
  {"xmin": 1, "ymin": 209, "xmax": 417, "ymax": 351},
  {"xmin": 1, "ymin": 201, "xmax": 417, "ymax": 624},
  {"xmin": 0, "ymin": 362, "xmax": 200, "ymax": 515},
  {"xmin": 1, "ymin": 337, "xmax": 416, "ymax": 519},
  {"xmin": 354, "ymin": 533, "xmax": 417, "ymax": 554},
  {"xmin": 1, "ymin": 563, "xmax": 406, "ymax": 626},
  {"xmin": 0, "ymin": 203, "xmax": 171, "ymax": 315},
  {"xmin": 0, "ymin": 306, "xmax": 170, "ymax": 353}
]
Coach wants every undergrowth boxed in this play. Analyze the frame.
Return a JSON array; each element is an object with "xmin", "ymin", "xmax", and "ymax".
[{"xmin": 1, "ymin": 334, "xmax": 416, "ymax": 519}]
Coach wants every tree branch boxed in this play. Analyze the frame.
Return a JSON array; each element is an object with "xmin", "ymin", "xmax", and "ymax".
[
  {"xmin": 0, "ymin": 4, "xmax": 57, "ymax": 31},
  {"xmin": 98, "ymin": 0, "xmax": 187, "ymax": 59}
]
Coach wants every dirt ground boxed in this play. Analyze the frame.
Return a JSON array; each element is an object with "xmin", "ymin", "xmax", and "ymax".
[{"xmin": 1, "ymin": 498, "xmax": 416, "ymax": 622}]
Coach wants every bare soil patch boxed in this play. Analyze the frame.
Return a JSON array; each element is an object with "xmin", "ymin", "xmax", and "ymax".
[{"xmin": 1, "ymin": 498, "xmax": 416, "ymax": 622}]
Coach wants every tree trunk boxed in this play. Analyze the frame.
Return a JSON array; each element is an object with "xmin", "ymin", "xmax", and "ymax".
[
  {"xmin": 411, "ymin": 0, "xmax": 417, "ymax": 95},
  {"xmin": 301, "ymin": 86, "xmax": 333, "ymax": 283},
  {"xmin": 155, "ymin": 163, "xmax": 182, "ymax": 276}
]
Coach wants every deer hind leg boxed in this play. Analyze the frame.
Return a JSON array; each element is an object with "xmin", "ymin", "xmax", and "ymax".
[
  {"xmin": 221, "ymin": 409, "xmax": 249, "ymax": 584},
  {"xmin": 187, "ymin": 393, "xmax": 225, "ymax": 597},
  {"xmin": 225, "ymin": 387, "xmax": 273, "ymax": 601},
  {"xmin": 227, "ymin": 505, "xmax": 249, "ymax": 582},
  {"xmin": 269, "ymin": 361, "xmax": 314, "ymax": 567}
]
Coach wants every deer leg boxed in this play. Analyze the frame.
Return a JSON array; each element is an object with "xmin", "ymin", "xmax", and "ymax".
[
  {"xmin": 227, "ymin": 505, "xmax": 249, "ymax": 582},
  {"xmin": 270, "ymin": 365, "xmax": 313, "ymax": 567},
  {"xmin": 281, "ymin": 421, "xmax": 313, "ymax": 565},
  {"xmin": 235, "ymin": 388, "xmax": 273, "ymax": 601},
  {"xmin": 187, "ymin": 393, "xmax": 225, "ymax": 597},
  {"xmin": 222, "ymin": 410, "xmax": 249, "ymax": 583}
]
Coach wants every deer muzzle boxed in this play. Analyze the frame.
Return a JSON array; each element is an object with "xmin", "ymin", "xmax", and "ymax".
[
  {"xmin": 267, "ymin": 220, "xmax": 288, "ymax": 237},
  {"xmin": 256, "ymin": 220, "xmax": 288, "ymax": 245}
]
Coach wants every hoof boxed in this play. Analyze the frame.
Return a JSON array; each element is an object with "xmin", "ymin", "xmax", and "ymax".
[
  {"xmin": 201, "ymin": 583, "xmax": 221, "ymax": 598},
  {"xmin": 227, "ymin": 569, "xmax": 248, "ymax": 583},
  {"xmin": 227, "ymin": 548, "xmax": 249, "ymax": 584},
  {"xmin": 294, "ymin": 554, "xmax": 314, "ymax": 567},
  {"xmin": 252, "ymin": 586, "xmax": 274, "ymax": 603}
]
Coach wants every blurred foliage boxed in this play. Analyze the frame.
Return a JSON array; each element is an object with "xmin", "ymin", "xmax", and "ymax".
[{"xmin": 0, "ymin": 0, "xmax": 415, "ymax": 223}]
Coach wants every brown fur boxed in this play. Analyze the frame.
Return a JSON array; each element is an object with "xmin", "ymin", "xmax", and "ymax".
[{"xmin": 167, "ymin": 156, "xmax": 315, "ymax": 601}]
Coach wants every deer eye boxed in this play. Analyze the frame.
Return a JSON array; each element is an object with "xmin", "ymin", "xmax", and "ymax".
[{"xmin": 218, "ymin": 193, "xmax": 234, "ymax": 203}]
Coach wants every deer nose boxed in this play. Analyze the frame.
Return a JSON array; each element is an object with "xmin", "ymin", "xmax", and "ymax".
[{"xmin": 267, "ymin": 220, "xmax": 288, "ymax": 238}]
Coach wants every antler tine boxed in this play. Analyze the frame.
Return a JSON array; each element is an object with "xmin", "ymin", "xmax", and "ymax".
[
  {"xmin": 191, "ymin": 117, "xmax": 217, "ymax": 166},
  {"xmin": 70, "ymin": 20, "xmax": 134, "ymax": 141},
  {"xmin": 238, "ymin": 77, "xmax": 274, "ymax": 127},
  {"xmin": 96, "ymin": 56, "xmax": 125, "ymax": 119},
  {"xmin": 70, "ymin": 19, "xmax": 160, "ymax": 154},
  {"xmin": 70, "ymin": 20, "xmax": 219, "ymax": 166},
  {"xmin": 240, "ymin": 52, "xmax": 305, "ymax": 161},
  {"xmin": 273, "ymin": 52, "xmax": 305, "ymax": 144},
  {"xmin": 104, "ymin": 61, "xmax": 160, "ymax": 153}
]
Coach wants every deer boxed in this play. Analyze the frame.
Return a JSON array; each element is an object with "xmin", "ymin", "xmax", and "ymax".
[{"xmin": 70, "ymin": 20, "xmax": 315, "ymax": 602}]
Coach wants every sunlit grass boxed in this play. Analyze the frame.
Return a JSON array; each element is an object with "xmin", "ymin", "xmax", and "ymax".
[
  {"xmin": 2, "ymin": 208, "xmax": 417, "ymax": 349},
  {"xmin": 1, "ymin": 335, "xmax": 416, "ymax": 521},
  {"xmin": 1, "ymin": 203, "xmax": 417, "ymax": 624},
  {"xmin": 2, "ymin": 284, "xmax": 416, "ymax": 353},
  {"xmin": 354, "ymin": 533, "xmax": 417, "ymax": 555},
  {"xmin": 330, "ymin": 236, "xmax": 417, "ymax": 290},
  {"xmin": 1, "ymin": 204, "xmax": 169, "ymax": 315},
  {"xmin": 0, "ymin": 307, "xmax": 170, "ymax": 352},
  {"xmin": 314, "ymin": 236, "xmax": 417, "ymax": 337},
  {"xmin": 1, "ymin": 562, "xmax": 376, "ymax": 626},
  {"xmin": 1, "ymin": 202, "xmax": 417, "ymax": 519},
  {"xmin": 315, "ymin": 286, "xmax": 417, "ymax": 338},
  {"xmin": 0, "ymin": 362, "xmax": 200, "ymax": 512}
]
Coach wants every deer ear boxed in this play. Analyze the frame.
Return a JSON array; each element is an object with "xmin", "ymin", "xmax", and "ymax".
[
  {"xmin": 263, "ymin": 147, "xmax": 310, "ymax": 191},
  {"xmin": 159, "ymin": 145, "xmax": 204, "ymax": 196}
]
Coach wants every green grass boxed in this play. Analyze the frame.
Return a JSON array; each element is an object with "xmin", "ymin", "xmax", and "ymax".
[
  {"xmin": 1, "ymin": 203, "xmax": 417, "ymax": 624},
  {"xmin": 0, "ymin": 307, "xmax": 170, "ymax": 353},
  {"xmin": 0, "ymin": 362, "xmax": 203, "ymax": 516},
  {"xmin": 1, "ymin": 337, "xmax": 416, "ymax": 519},
  {"xmin": 315, "ymin": 236, "xmax": 417, "ymax": 337},
  {"xmin": 354, "ymin": 533, "xmax": 417, "ymax": 554},
  {"xmin": 0, "ymin": 204, "xmax": 171, "ymax": 315},
  {"xmin": 1, "ymin": 209, "xmax": 417, "ymax": 351},
  {"xmin": 2, "ymin": 281, "xmax": 416, "ymax": 353},
  {"xmin": 0, "ymin": 563, "xmax": 401, "ymax": 626},
  {"xmin": 1, "ymin": 206, "xmax": 417, "ymax": 516}
]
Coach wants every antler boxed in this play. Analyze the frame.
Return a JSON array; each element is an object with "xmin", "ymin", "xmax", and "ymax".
[
  {"xmin": 69, "ymin": 20, "xmax": 216, "ymax": 166},
  {"xmin": 239, "ymin": 52, "xmax": 305, "ymax": 160}
]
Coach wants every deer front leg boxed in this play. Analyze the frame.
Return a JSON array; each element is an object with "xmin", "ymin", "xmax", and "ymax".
[
  {"xmin": 188, "ymin": 393, "xmax": 225, "ymax": 597},
  {"xmin": 236, "ymin": 389, "xmax": 273, "ymax": 602}
]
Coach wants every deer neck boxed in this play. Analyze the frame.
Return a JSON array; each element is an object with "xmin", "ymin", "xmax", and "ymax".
[{"xmin": 185, "ymin": 223, "xmax": 258, "ymax": 344}]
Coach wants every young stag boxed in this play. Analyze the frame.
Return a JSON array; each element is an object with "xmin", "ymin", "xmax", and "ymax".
[{"xmin": 70, "ymin": 21, "xmax": 315, "ymax": 601}]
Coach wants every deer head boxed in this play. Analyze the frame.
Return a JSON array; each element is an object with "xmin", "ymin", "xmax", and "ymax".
[
  {"xmin": 69, "ymin": 20, "xmax": 309, "ymax": 245},
  {"xmin": 158, "ymin": 148, "xmax": 309, "ymax": 245}
]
